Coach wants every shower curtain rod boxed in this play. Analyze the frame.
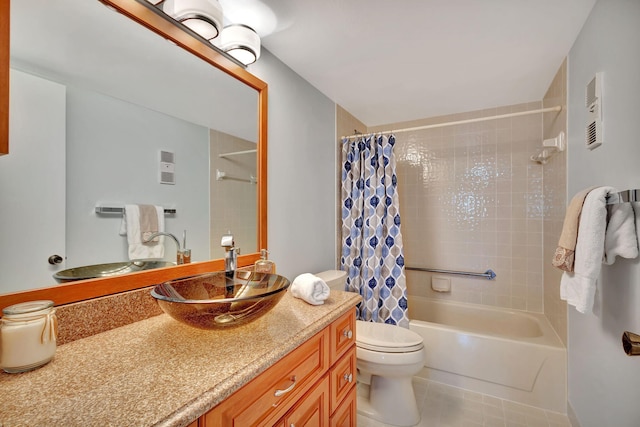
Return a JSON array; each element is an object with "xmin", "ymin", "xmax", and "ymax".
[{"xmin": 341, "ymin": 105, "xmax": 562, "ymax": 140}]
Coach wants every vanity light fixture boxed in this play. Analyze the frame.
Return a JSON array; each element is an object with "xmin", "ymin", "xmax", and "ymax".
[
  {"xmin": 218, "ymin": 24, "xmax": 261, "ymax": 65},
  {"xmin": 162, "ymin": 0, "xmax": 224, "ymax": 41}
]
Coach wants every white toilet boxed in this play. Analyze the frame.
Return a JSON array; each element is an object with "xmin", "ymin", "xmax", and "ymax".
[{"xmin": 315, "ymin": 270, "xmax": 426, "ymax": 427}]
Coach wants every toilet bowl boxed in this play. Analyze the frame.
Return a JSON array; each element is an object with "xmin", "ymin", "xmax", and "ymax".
[{"xmin": 315, "ymin": 270, "xmax": 426, "ymax": 427}]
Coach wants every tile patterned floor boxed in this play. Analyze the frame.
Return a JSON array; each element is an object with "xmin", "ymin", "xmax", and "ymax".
[{"xmin": 357, "ymin": 378, "xmax": 571, "ymax": 427}]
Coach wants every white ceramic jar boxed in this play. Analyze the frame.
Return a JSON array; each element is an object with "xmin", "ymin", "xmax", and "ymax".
[{"xmin": 1, "ymin": 300, "xmax": 57, "ymax": 373}]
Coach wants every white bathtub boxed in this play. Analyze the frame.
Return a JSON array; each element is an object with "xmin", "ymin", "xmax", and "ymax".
[{"xmin": 408, "ymin": 296, "xmax": 566, "ymax": 412}]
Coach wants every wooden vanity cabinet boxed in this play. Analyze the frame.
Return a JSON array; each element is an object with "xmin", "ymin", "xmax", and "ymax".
[
  {"xmin": 330, "ymin": 386, "xmax": 357, "ymax": 427},
  {"xmin": 201, "ymin": 310, "xmax": 356, "ymax": 427}
]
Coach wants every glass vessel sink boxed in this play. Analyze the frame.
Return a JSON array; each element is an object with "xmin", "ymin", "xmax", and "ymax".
[
  {"xmin": 53, "ymin": 260, "xmax": 175, "ymax": 282},
  {"xmin": 151, "ymin": 270, "xmax": 291, "ymax": 329}
]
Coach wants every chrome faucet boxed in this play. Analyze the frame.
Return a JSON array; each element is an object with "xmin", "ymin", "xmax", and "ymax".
[
  {"xmin": 143, "ymin": 231, "xmax": 189, "ymax": 265},
  {"xmin": 221, "ymin": 232, "xmax": 237, "ymax": 278}
]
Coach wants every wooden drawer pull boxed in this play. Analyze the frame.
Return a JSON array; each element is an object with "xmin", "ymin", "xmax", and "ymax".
[
  {"xmin": 343, "ymin": 372, "xmax": 353, "ymax": 383},
  {"xmin": 343, "ymin": 329, "xmax": 353, "ymax": 339},
  {"xmin": 274, "ymin": 376, "xmax": 297, "ymax": 397}
]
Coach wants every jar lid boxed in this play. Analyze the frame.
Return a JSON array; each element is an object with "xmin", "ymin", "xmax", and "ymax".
[{"xmin": 3, "ymin": 300, "xmax": 54, "ymax": 316}]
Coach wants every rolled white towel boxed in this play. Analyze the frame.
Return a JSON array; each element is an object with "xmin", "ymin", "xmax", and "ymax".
[{"xmin": 290, "ymin": 273, "xmax": 330, "ymax": 306}]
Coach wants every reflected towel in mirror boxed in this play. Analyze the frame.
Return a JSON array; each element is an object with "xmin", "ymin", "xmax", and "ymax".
[{"xmin": 119, "ymin": 204, "xmax": 165, "ymax": 260}]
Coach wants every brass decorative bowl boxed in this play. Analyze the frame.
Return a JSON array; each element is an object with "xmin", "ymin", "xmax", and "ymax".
[
  {"xmin": 151, "ymin": 270, "xmax": 291, "ymax": 329},
  {"xmin": 53, "ymin": 260, "xmax": 175, "ymax": 282}
]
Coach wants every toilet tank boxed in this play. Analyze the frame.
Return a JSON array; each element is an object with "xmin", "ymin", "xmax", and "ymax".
[{"xmin": 315, "ymin": 270, "xmax": 348, "ymax": 291}]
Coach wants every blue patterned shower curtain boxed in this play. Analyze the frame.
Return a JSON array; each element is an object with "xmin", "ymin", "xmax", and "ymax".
[{"xmin": 340, "ymin": 134, "xmax": 409, "ymax": 328}]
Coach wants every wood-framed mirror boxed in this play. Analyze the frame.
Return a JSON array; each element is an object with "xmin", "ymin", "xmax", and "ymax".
[{"xmin": 0, "ymin": 0, "xmax": 268, "ymax": 310}]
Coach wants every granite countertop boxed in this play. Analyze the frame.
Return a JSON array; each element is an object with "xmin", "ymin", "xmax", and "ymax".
[{"xmin": 0, "ymin": 291, "xmax": 360, "ymax": 427}]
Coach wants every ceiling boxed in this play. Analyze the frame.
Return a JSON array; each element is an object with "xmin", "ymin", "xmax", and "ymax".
[{"xmin": 236, "ymin": 0, "xmax": 597, "ymax": 127}]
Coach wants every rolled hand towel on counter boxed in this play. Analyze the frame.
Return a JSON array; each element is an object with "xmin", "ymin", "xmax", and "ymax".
[{"xmin": 290, "ymin": 273, "xmax": 330, "ymax": 305}]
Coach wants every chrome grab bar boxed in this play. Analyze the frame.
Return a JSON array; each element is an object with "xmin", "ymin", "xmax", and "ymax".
[{"xmin": 406, "ymin": 266, "xmax": 496, "ymax": 280}]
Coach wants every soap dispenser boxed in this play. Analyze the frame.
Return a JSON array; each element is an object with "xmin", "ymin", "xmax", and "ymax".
[{"xmin": 254, "ymin": 249, "xmax": 275, "ymax": 274}]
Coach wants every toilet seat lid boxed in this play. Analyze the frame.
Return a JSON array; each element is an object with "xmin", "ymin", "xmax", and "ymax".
[{"xmin": 356, "ymin": 320, "xmax": 423, "ymax": 353}]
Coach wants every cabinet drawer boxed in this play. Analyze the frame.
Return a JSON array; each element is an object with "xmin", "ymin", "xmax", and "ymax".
[
  {"xmin": 205, "ymin": 328, "xmax": 329, "ymax": 427},
  {"xmin": 330, "ymin": 385, "xmax": 356, "ymax": 427},
  {"xmin": 329, "ymin": 309, "xmax": 356, "ymax": 364},
  {"xmin": 282, "ymin": 375, "xmax": 330, "ymax": 427},
  {"xmin": 329, "ymin": 346, "xmax": 356, "ymax": 414}
]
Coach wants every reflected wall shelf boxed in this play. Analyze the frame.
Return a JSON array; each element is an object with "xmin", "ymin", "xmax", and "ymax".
[{"xmin": 218, "ymin": 149, "xmax": 257, "ymax": 158}]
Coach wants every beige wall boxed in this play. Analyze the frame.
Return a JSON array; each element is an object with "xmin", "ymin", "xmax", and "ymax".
[
  {"xmin": 209, "ymin": 130, "xmax": 257, "ymax": 259},
  {"xmin": 542, "ymin": 60, "xmax": 568, "ymax": 344}
]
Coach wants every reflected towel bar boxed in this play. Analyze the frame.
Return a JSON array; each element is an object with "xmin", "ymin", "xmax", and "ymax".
[
  {"xmin": 606, "ymin": 189, "xmax": 640, "ymax": 205},
  {"xmin": 95, "ymin": 206, "xmax": 176, "ymax": 215},
  {"xmin": 406, "ymin": 266, "xmax": 497, "ymax": 280},
  {"xmin": 216, "ymin": 169, "xmax": 257, "ymax": 184}
]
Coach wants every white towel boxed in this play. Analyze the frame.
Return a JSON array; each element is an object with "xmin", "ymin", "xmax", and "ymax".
[
  {"xmin": 604, "ymin": 201, "xmax": 638, "ymax": 264},
  {"xmin": 119, "ymin": 204, "xmax": 165, "ymax": 260},
  {"xmin": 290, "ymin": 273, "xmax": 330, "ymax": 306},
  {"xmin": 560, "ymin": 187, "xmax": 638, "ymax": 313}
]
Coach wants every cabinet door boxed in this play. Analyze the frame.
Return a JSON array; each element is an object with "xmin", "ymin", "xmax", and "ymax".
[
  {"xmin": 283, "ymin": 376, "xmax": 329, "ymax": 427},
  {"xmin": 330, "ymin": 385, "xmax": 356, "ymax": 427},
  {"xmin": 330, "ymin": 346, "xmax": 356, "ymax": 414},
  {"xmin": 329, "ymin": 310, "xmax": 356, "ymax": 364}
]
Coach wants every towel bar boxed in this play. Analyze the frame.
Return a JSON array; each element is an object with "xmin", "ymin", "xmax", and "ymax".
[
  {"xmin": 405, "ymin": 266, "xmax": 497, "ymax": 280},
  {"xmin": 95, "ymin": 206, "xmax": 176, "ymax": 215},
  {"xmin": 606, "ymin": 189, "xmax": 640, "ymax": 205}
]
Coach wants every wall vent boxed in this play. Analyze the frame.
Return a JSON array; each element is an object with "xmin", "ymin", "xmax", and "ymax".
[
  {"xmin": 160, "ymin": 150, "xmax": 175, "ymax": 163},
  {"xmin": 585, "ymin": 73, "xmax": 603, "ymax": 150},
  {"xmin": 159, "ymin": 150, "xmax": 175, "ymax": 185}
]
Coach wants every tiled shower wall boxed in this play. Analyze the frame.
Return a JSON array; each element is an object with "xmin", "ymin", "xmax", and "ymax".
[
  {"xmin": 209, "ymin": 129, "xmax": 257, "ymax": 260},
  {"xmin": 337, "ymin": 65, "xmax": 567, "ymax": 319},
  {"xmin": 542, "ymin": 61, "xmax": 568, "ymax": 344},
  {"xmin": 368, "ymin": 104, "xmax": 545, "ymax": 312}
]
